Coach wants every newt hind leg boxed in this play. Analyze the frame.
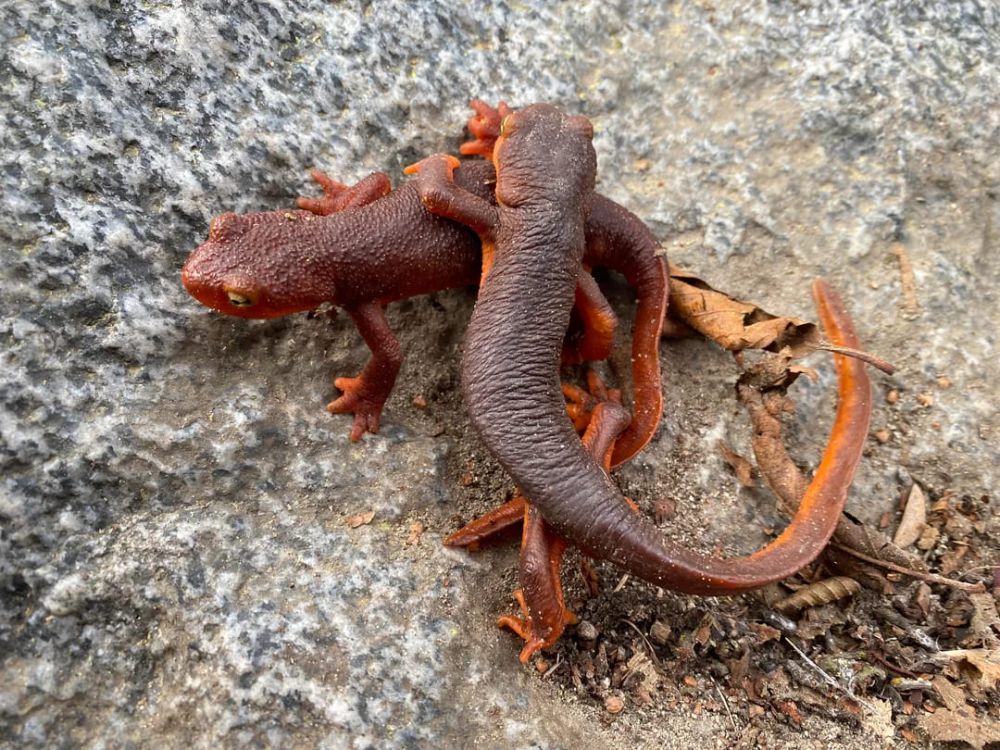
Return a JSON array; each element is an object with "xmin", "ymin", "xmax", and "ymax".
[{"xmin": 499, "ymin": 398, "xmax": 631, "ymax": 662}]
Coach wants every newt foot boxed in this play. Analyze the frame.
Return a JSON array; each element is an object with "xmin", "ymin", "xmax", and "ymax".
[
  {"xmin": 498, "ymin": 588, "xmax": 577, "ymax": 664},
  {"xmin": 327, "ymin": 376, "xmax": 387, "ymax": 441},
  {"xmin": 297, "ymin": 169, "xmax": 391, "ymax": 215},
  {"xmin": 460, "ymin": 99, "xmax": 512, "ymax": 157}
]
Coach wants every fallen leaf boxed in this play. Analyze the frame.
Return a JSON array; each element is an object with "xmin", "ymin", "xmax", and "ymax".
[
  {"xmin": 894, "ymin": 483, "xmax": 927, "ymax": 548},
  {"xmin": 345, "ymin": 510, "xmax": 375, "ymax": 528},
  {"xmin": 967, "ymin": 593, "xmax": 1000, "ymax": 648},
  {"xmin": 718, "ymin": 441, "xmax": 756, "ymax": 487},
  {"xmin": 626, "ymin": 651, "xmax": 659, "ymax": 694},
  {"xmin": 916, "ymin": 524, "xmax": 940, "ymax": 550},
  {"xmin": 932, "ymin": 676, "xmax": 967, "ymax": 711},
  {"xmin": 921, "ymin": 711, "xmax": 1000, "ymax": 750},
  {"xmin": 775, "ymin": 699, "xmax": 802, "ymax": 728},
  {"xmin": 667, "ymin": 265, "xmax": 820, "ymax": 355},
  {"xmin": 406, "ymin": 520, "xmax": 425, "ymax": 546},
  {"xmin": 890, "ymin": 242, "xmax": 920, "ymax": 319},
  {"xmin": 749, "ymin": 623, "xmax": 782, "ymax": 643},
  {"xmin": 930, "ymin": 649, "xmax": 1000, "ymax": 693}
]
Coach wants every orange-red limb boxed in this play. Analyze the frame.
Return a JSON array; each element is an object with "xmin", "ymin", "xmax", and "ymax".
[
  {"xmin": 500, "ymin": 400, "xmax": 632, "ymax": 662},
  {"xmin": 563, "ymin": 269, "xmax": 618, "ymax": 364},
  {"xmin": 296, "ymin": 170, "xmax": 392, "ymax": 215},
  {"xmin": 443, "ymin": 496, "xmax": 525, "ymax": 549}
]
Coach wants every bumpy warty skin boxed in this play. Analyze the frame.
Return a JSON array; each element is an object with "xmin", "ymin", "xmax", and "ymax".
[
  {"xmin": 460, "ymin": 108, "xmax": 871, "ymax": 596},
  {"xmin": 181, "ymin": 155, "xmax": 667, "ymax": 464},
  {"xmin": 460, "ymin": 105, "xmax": 621, "ymax": 568},
  {"xmin": 182, "ymin": 175, "xmax": 492, "ymax": 318}
]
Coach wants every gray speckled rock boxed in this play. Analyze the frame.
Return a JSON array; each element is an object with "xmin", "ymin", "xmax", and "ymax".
[{"xmin": 2, "ymin": 1, "xmax": 998, "ymax": 748}]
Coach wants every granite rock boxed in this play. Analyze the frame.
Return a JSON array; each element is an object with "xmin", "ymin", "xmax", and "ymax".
[{"xmin": 2, "ymin": 1, "xmax": 998, "ymax": 747}]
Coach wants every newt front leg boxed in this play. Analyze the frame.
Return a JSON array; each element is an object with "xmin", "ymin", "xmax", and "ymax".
[
  {"xmin": 296, "ymin": 169, "xmax": 392, "ymax": 215},
  {"xmin": 404, "ymin": 154, "xmax": 499, "ymax": 283},
  {"xmin": 327, "ymin": 301, "xmax": 403, "ymax": 441}
]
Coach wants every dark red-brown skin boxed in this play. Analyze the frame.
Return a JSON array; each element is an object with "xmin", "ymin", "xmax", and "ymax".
[
  {"xmin": 182, "ymin": 159, "xmax": 666, "ymax": 464},
  {"xmin": 460, "ymin": 105, "xmax": 873, "ymax": 595},
  {"xmin": 181, "ymin": 171, "xmax": 486, "ymax": 318}
]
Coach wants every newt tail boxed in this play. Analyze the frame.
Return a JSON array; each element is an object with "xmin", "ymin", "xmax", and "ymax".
[{"xmin": 544, "ymin": 278, "xmax": 871, "ymax": 595}]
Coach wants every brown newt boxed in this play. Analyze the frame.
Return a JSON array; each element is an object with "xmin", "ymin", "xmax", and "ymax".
[
  {"xmin": 448, "ymin": 279, "xmax": 873, "ymax": 658},
  {"xmin": 410, "ymin": 103, "xmax": 874, "ymax": 596},
  {"xmin": 182, "ymin": 157, "xmax": 667, "ymax": 462}
]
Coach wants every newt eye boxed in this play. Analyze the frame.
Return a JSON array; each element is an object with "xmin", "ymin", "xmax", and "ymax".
[
  {"xmin": 499, "ymin": 115, "xmax": 510, "ymax": 136},
  {"xmin": 226, "ymin": 291, "xmax": 254, "ymax": 307}
]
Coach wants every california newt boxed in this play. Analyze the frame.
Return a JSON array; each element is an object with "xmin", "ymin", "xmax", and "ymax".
[
  {"xmin": 182, "ymin": 157, "xmax": 667, "ymax": 462},
  {"xmin": 409, "ymin": 103, "xmax": 874, "ymax": 596},
  {"xmin": 448, "ymin": 280, "xmax": 873, "ymax": 659}
]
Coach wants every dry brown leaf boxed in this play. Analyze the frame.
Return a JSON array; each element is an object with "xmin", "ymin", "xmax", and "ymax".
[
  {"xmin": 661, "ymin": 314, "xmax": 696, "ymax": 339},
  {"xmin": 626, "ymin": 651, "xmax": 660, "ymax": 694},
  {"xmin": 968, "ymin": 593, "xmax": 1000, "ymax": 648},
  {"xmin": 668, "ymin": 266, "xmax": 895, "ymax": 373},
  {"xmin": 750, "ymin": 623, "xmax": 782, "ymax": 643},
  {"xmin": 717, "ymin": 441, "xmax": 756, "ymax": 487},
  {"xmin": 774, "ymin": 699, "xmax": 802, "ymax": 728},
  {"xmin": 922, "ymin": 676, "xmax": 1000, "ymax": 749},
  {"xmin": 345, "ymin": 510, "xmax": 375, "ymax": 528},
  {"xmin": 933, "ymin": 676, "xmax": 967, "ymax": 711},
  {"xmin": 405, "ymin": 520, "xmax": 425, "ymax": 546},
  {"xmin": 891, "ymin": 242, "xmax": 920, "ymax": 319},
  {"xmin": 894, "ymin": 483, "xmax": 928, "ymax": 548},
  {"xmin": 667, "ymin": 265, "xmax": 820, "ymax": 355},
  {"xmin": 920, "ymin": 710, "xmax": 1000, "ymax": 749},
  {"xmin": 930, "ymin": 649, "xmax": 1000, "ymax": 695}
]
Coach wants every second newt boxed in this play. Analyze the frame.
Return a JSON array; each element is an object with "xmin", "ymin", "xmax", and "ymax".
[{"xmin": 411, "ymin": 104, "xmax": 874, "ymax": 596}]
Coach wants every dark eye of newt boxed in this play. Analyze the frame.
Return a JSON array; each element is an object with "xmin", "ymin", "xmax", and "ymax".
[{"xmin": 226, "ymin": 291, "xmax": 254, "ymax": 307}]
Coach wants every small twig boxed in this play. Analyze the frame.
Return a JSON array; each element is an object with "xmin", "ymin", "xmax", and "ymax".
[
  {"xmin": 952, "ymin": 564, "xmax": 1000, "ymax": 577},
  {"xmin": 876, "ymin": 607, "xmax": 939, "ymax": 651},
  {"xmin": 866, "ymin": 650, "xmax": 920, "ymax": 679},
  {"xmin": 542, "ymin": 653, "xmax": 562, "ymax": 679},
  {"xmin": 712, "ymin": 678, "xmax": 741, "ymax": 732},
  {"xmin": 612, "ymin": 573, "xmax": 630, "ymax": 593},
  {"xmin": 816, "ymin": 341, "xmax": 896, "ymax": 375},
  {"xmin": 891, "ymin": 242, "xmax": 920, "ymax": 319},
  {"xmin": 830, "ymin": 543, "xmax": 986, "ymax": 592},
  {"xmin": 784, "ymin": 637, "xmax": 878, "ymax": 713},
  {"xmin": 620, "ymin": 619, "xmax": 662, "ymax": 668}
]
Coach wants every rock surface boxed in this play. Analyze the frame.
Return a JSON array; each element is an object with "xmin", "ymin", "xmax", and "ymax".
[{"xmin": 2, "ymin": 1, "xmax": 997, "ymax": 747}]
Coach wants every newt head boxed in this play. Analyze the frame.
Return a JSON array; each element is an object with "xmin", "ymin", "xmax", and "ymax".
[
  {"xmin": 181, "ymin": 209, "xmax": 336, "ymax": 319},
  {"xmin": 492, "ymin": 103, "xmax": 596, "ymax": 209}
]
